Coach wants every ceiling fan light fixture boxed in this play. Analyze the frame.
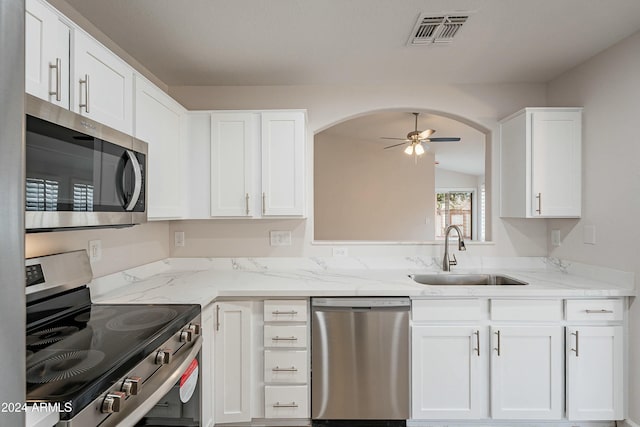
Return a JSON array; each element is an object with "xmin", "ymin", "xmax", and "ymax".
[
  {"xmin": 404, "ymin": 144, "xmax": 414, "ymax": 155},
  {"xmin": 415, "ymin": 143, "xmax": 425, "ymax": 155}
]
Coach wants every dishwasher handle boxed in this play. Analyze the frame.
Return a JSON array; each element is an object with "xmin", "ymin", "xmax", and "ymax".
[{"xmin": 311, "ymin": 297, "xmax": 410, "ymax": 311}]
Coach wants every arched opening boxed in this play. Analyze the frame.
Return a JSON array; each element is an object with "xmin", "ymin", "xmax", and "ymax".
[{"xmin": 313, "ymin": 109, "xmax": 491, "ymax": 242}]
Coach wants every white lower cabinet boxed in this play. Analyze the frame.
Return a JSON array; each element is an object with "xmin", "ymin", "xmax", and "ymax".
[
  {"xmin": 566, "ymin": 298, "xmax": 625, "ymax": 421},
  {"xmin": 213, "ymin": 301, "xmax": 252, "ymax": 424},
  {"xmin": 264, "ymin": 385, "xmax": 308, "ymax": 419},
  {"xmin": 412, "ymin": 325, "xmax": 484, "ymax": 419},
  {"xmin": 201, "ymin": 304, "xmax": 215, "ymax": 427},
  {"xmin": 490, "ymin": 325, "xmax": 564, "ymax": 419}
]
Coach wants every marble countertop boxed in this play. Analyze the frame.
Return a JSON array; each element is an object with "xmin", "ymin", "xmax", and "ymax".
[{"xmin": 91, "ymin": 257, "xmax": 636, "ymax": 307}]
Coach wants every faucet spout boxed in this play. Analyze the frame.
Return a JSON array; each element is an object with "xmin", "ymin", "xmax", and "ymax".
[{"xmin": 443, "ymin": 225, "xmax": 466, "ymax": 272}]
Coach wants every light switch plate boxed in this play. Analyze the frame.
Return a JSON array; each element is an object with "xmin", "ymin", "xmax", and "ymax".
[
  {"xmin": 583, "ymin": 225, "xmax": 596, "ymax": 245},
  {"xmin": 551, "ymin": 229, "xmax": 561, "ymax": 247},
  {"xmin": 270, "ymin": 230, "xmax": 292, "ymax": 246}
]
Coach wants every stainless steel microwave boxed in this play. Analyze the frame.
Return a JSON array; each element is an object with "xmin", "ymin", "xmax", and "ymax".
[{"xmin": 25, "ymin": 95, "xmax": 147, "ymax": 231}]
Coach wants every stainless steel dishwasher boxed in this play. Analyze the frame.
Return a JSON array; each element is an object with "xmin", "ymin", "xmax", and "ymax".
[{"xmin": 311, "ymin": 297, "xmax": 410, "ymax": 426}]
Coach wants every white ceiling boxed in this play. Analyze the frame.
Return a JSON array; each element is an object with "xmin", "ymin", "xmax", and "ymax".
[
  {"xmin": 62, "ymin": 0, "xmax": 640, "ymax": 86},
  {"xmin": 319, "ymin": 111, "xmax": 485, "ymax": 176}
]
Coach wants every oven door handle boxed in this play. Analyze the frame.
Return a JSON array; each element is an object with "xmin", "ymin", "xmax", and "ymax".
[
  {"xmin": 102, "ymin": 336, "xmax": 202, "ymax": 427},
  {"xmin": 123, "ymin": 150, "xmax": 142, "ymax": 211}
]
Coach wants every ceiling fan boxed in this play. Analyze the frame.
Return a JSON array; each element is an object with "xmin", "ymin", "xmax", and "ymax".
[{"xmin": 382, "ymin": 112, "xmax": 461, "ymax": 156}]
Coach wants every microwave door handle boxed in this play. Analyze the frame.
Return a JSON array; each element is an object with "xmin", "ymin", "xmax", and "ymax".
[{"xmin": 123, "ymin": 150, "xmax": 142, "ymax": 211}]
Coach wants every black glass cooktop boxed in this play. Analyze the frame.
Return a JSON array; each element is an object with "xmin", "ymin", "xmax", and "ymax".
[{"xmin": 26, "ymin": 292, "xmax": 199, "ymax": 418}]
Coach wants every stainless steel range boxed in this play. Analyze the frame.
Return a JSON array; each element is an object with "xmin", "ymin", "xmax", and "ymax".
[{"xmin": 26, "ymin": 250, "xmax": 202, "ymax": 426}]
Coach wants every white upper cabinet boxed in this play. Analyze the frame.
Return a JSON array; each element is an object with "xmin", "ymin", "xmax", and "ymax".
[
  {"xmin": 500, "ymin": 107, "xmax": 582, "ymax": 218},
  {"xmin": 73, "ymin": 30, "xmax": 133, "ymax": 135},
  {"xmin": 261, "ymin": 112, "xmax": 306, "ymax": 216},
  {"xmin": 134, "ymin": 75, "xmax": 187, "ymax": 219},
  {"xmin": 25, "ymin": 0, "xmax": 70, "ymax": 108},
  {"xmin": 210, "ymin": 113, "xmax": 259, "ymax": 217},
  {"xmin": 210, "ymin": 111, "xmax": 306, "ymax": 218}
]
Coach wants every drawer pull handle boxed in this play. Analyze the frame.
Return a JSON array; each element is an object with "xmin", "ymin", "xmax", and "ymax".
[
  {"xmin": 272, "ymin": 366, "xmax": 298, "ymax": 372},
  {"xmin": 272, "ymin": 336, "xmax": 298, "ymax": 341},
  {"xmin": 585, "ymin": 309, "xmax": 614, "ymax": 314},
  {"xmin": 273, "ymin": 402, "xmax": 298, "ymax": 408},
  {"xmin": 272, "ymin": 310, "xmax": 298, "ymax": 315}
]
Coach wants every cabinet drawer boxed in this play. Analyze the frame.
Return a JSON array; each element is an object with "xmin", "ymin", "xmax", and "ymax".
[
  {"xmin": 264, "ymin": 351, "xmax": 307, "ymax": 383},
  {"xmin": 264, "ymin": 300, "xmax": 308, "ymax": 322},
  {"xmin": 491, "ymin": 299, "xmax": 562, "ymax": 321},
  {"xmin": 412, "ymin": 299, "xmax": 483, "ymax": 321},
  {"xmin": 566, "ymin": 299, "xmax": 624, "ymax": 321},
  {"xmin": 264, "ymin": 325, "xmax": 307, "ymax": 348},
  {"xmin": 265, "ymin": 385, "xmax": 308, "ymax": 418}
]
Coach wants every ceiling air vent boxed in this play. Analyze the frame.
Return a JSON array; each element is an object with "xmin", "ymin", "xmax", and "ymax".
[{"xmin": 408, "ymin": 13, "xmax": 470, "ymax": 46}]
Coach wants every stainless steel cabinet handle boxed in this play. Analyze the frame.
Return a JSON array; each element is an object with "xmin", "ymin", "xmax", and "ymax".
[
  {"xmin": 571, "ymin": 330, "xmax": 579, "ymax": 357},
  {"xmin": 272, "ymin": 310, "xmax": 298, "ymax": 315},
  {"xmin": 262, "ymin": 192, "xmax": 266, "ymax": 214},
  {"xmin": 272, "ymin": 336, "xmax": 298, "ymax": 341},
  {"xmin": 586, "ymin": 309, "xmax": 614, "ymax": 314},
  {"xmin": 474, "ymin": 330, "xmax": 480, "ymax": 356},
  {"xmin": 245, "ymin": 193, "xmax": 250, "ymax": 215},
  {"xmin": 49, "ymin": 58, "xmax": 61, "ymax": 101},
  {"xmin": 215, "ymin": 305, "xmax": 220, "ymax": 332},
  {"xmin": 494, "ymin": 330, "xmax": 501, "ymax": 356},
  {"xmin": 273, "ymin": 402, "xmax": 298, "ymax": 408},
  {"xmin": 272, "ymin": 366, "xmax": 298, "ymax": 372},
  {"xmin": 79, "ymin": 74, "xmax": 90, "ymax": 113},
  {"xmin": 535, "ymin": 192, "xmax": 542, "ymax": 214}
]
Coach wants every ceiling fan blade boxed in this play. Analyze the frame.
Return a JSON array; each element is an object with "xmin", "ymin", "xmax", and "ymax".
[
  {"xmin": 418, "ymin": 129, "xmax": 435, "ymax": 139},
  {"xmin": 425, "ymin": 137, "xmax": 461, "ymax": 142},
  {"xmin": 383, "ymin": 142, "xmax": 408, "ymax": 149},
  {"xmin": 380, "ymin": 137, "xmax": 409, "ymax": 141}
]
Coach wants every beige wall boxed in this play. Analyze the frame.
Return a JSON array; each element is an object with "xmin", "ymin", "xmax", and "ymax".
[
  {"xmin": 314, "ymin": 133, "xmax": 436, "ymax": 241},
  {"xmin": 546, "ymin": 30, "xmax": 640, "ymax": 423},
  {"xmin": 169, "ymin": 83, "xmax": 550, "ymax": 258},
  {"xmin": 25, "ymin": 221, "xmax": 170, "ymax": 278}
]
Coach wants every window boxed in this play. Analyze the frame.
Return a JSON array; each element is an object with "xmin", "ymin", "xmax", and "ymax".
[
  {"xmin": 26, "ymin": 177, "xmax": 59, "ymax": 211},
  {"xmin": 73, "ymin": 183, "xmax": 94, "ymax": 211},
  {"xmin": 436, "ymin": 191, "xmax": 472, "ymax": 239}
]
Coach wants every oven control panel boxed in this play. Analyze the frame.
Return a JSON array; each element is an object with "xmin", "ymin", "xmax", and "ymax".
[{"xmin": 26, "ymin": 264, "xmax": 45, "ymax": 287}]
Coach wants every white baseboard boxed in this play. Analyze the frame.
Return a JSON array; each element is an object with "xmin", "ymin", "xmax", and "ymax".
[{"xmin": 622, "ymin": 420, "xmax": 640, "ymax": 427}]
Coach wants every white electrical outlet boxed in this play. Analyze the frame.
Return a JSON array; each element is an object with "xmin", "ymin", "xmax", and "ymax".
[
  {"xmin": 332, "ymin": 247, "xmax": 348, "ymax": 257},
  {"xmin": 88, "ymin": 240, "xmax": 102, "ymax": 263},
  {"xmin": 270, "ymin": 230, "xmax": 292, "ymax": 247},
  {"xmin": 174, "ymin": 231, "xmax": 185, "ymax": 247},
  {"xmin": 583, "ymin": 225, "xmax": 596, "ymax": 245},
  {"xmin": 551, "ymin": 229, "xmax": 561, "ymax": 247}
]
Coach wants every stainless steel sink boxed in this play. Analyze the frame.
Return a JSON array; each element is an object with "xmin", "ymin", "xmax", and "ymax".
[{"xmin": 409, "ymin": 273, "xmax": 528, "ymax": 286}]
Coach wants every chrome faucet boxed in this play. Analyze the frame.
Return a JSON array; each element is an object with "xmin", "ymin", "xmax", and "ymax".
[{"xmin": 443, "ymin": 225, "xmax": 466, "ymax": 271}]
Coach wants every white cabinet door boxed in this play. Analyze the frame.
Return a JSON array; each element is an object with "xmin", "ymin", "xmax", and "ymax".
[
  {"xmin": 499, "ymin": 107, "xmax": 582, "ymax": 218},
  {"xmin": 201, "ymin": 304, "xmax": 215, "ymax": 427},
  {"xmin": 412, "ymin": 326, "xmax": 484, "ymax": 419},
  {"xmin": 566, "ymin": 326, "xmax": 624, "ymax": 420},
  {"xmin": 491, "ymin": 326, "xmax": 563, "ymax": 419},
  {"xmin": 25, "ymin": 0, "xmax": 70, "ymax": 108},
  {"xmin": 134, "ymin": 75, "xmax": 186, "ymax": 219},
  {"xmin": 261, "ymin": 112, "xmax": 305, "ymax": 216},
  {"xmin": 530, "ymin": 110, "xmax": 582, "ymax": 217},
  {"xmin": 210, "ymin": 113, "xmax": 258, "ymax": 217},
  {"xmin": 214, "ymin": 301, "xmax": 252, "ymax": 423},
  {"xmin": 73, "ymin": 31, "xmax": 133, "ymax": 135}
]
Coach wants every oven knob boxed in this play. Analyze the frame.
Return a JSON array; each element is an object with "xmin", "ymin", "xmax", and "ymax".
[
  {"xmin": 121, "ymin": 376, "xmax": 142, "ymax": 396},
  {"xmin": 155, "ymin": 349, "xmax": 172, "ymax": 365},
  {"xmin": 188, "ymin": 323, "xmax": 201, "ymax": 336},
  {"xmin": 101, "ymin": 391, "xmax": 125, "ymax": 414},
  {"xmin": 180, "ymin": 330, "xmax": 193, "ymax": 343}
]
